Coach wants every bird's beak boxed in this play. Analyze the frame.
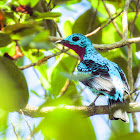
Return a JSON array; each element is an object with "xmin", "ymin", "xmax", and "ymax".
[{"xmin": 55, "ymin": 40, "xmax": 69, "ymax": 44}]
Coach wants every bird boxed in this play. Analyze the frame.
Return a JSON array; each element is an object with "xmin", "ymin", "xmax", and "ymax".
[{"xmin": 56, "ymin": 33, "xmax": 130, "ymax": 122}]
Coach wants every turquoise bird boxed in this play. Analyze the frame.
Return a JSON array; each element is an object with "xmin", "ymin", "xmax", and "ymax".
[{"xmin": 56, "ymin": 33, "xmax": 130, "ymax": 122}]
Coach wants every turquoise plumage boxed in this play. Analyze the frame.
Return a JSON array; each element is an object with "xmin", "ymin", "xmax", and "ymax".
[{"xmin": 56, "ymin": 33, "xmax": 130, "ymax": 122}]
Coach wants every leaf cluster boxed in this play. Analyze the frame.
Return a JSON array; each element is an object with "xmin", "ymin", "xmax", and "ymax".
[{"xmin": 0, "ymin": 0, "xmax": 139, "ymax": 139}]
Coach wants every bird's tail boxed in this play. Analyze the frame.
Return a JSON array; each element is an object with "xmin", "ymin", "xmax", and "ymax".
[{"xmin": 108, "ymin": 99, "xmax": 129, "ymax": 123}]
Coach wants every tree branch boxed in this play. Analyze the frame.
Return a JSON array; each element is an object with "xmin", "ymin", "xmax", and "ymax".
[
  {"xmin": 128, "ymin": 0, "xmax": 139, "ymax": 131},
  {"xmin": 19, "ymin": 36, "xmax": 140, "ymax": 70},
  {"xmin": 18, "ymin": 102, "xmax": 140, "ymax": 118},
  {"xmin": 128, "ymin": 0, "xmax": 139, "ymax": 92},
  {"xmin": 19, "ymin": 49, "xmax": 69, "ymax": 70},
  {"xmin": 122, "ymin": 0, "xmax": 130, "ymax": 39},
  {"xmin": 102, "ymin": 0, "xmax": 123, "ymax": 38},
  {"xmin": 10, "ymin": 120, "xmax": 20, "ymax": 140},
  {"xmin": 49, "ymin": 36, "xmax": 140, "ymax": 50},
  {"xmin": 85, "ymin": 10, "xmax": 123, "ymax": 37},
  {"xmin": 93, "ymin": 37, "xmax": 140, "ymax": 50}
]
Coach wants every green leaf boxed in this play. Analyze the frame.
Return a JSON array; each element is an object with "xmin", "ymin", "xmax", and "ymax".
[
  {"xmin": 20, "ymin": 34, "xmax": 34, "ymax": 49},
  {"xmin": 41, "ymin": 54, "xmax": 77, "ymax": 97},
  {"xmin": 67, "ymin": 0, "xmax": 81, "ymax": 4},
  {"xmin": 72, "ymin": 8, "xmax": 102, "ymax": 44},
  {"xmin": 133, "ymin": 65, "xmax": 140, "ymax": 83},
  {"xmin": 101, "ymin": 22, "xmax": 121, "ymax": 44},
  {"xmin": 19, "ymin": 0, "xmax": 30, "ymax": 5},
  {"xmin": 30, "ymin": 42, "xmax": 55, "ymax": 50},
  {"xmin": 30, "ymin": 0, "xmax": 39, "ymax": 7},
  {"xmin": 0, "ymin": 109, "xmax": 8, "ymax": 134},
  {"xmin": 31, "ymin": 90, "xmax": 42, "ymax": 98},
  {"xmin": 0, "ymin": 33, "xmax": 12, "ymax": 47},
  {"xmin": 4, "ymin": 23, "xmax": 34, "ymax": 34},
  {"xmin": 41, "ymin": 109, "xmax": 96, "ymax": 140},
  {"xmin": 0, "ymin": 42, "xmax": 16, "ymax": 56},
  {"xmin": 128, "ymin": 12, "xmax": 136, "ymax": 22},
  {"xmin": 0, "ymin": 56, "xmax": 29, "ymax": 111},
  {"xmin": 19, "ymin": 0, "xmax": 39, "ymax": 7},
  {"xmin": 109, "ymin": 120, "xmax": 130, "ymax": 139},
  {"xmin": 5, "ymin": 12, "xmax": 15, "ymax": 20},
  {"xmin": 33, "ymin": 30, "xmax": 50, "ymax": 42},
  {"xmin": 24, "ymin": 47, "xmax": 45, "ymax": 61},
  {"xmin": 50, "ymin": 0, "xmax": 81, "ymax": 5},
  {"xmin": 21, "ymin": 32, "xmax": 55, "ymax": 50},
  {"xmin": 110, "ymin": 132, "xmax": 140, "ymax": 140},
  {"xmin": 89, "ymin": 0, "xmax": 108, "ymax": 17},
  {"xmin": 33, "ymin": 12, "xmax": 61, "ymax": 19},
  {"xmin": 73, "ymin": 8, "xmax": 94, "ymax": 34},
  {"xmin": 63, "ymin": 20, "xmax": 73, "ymax": 37},
  {"xmin": 135, "ymin": 15, "xmax": 140, "ymax": 32}
]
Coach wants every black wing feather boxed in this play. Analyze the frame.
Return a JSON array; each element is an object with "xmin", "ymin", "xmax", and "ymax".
[{"xmin": 78, "ymin": 60, "xmax": 116, "ymax": 96}]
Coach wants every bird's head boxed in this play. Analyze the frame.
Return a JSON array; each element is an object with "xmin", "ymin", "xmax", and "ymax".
[{"xmin": 56, "ymin": 33, "xmax": 92, "ymax": 61}]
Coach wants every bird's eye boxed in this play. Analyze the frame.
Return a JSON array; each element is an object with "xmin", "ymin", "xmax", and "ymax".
[{"xmin": 72, "ymin": 36, "xmax": 79, "ymax": 41}]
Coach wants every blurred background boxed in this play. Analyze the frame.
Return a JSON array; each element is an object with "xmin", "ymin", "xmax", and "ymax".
[{"xmin": 0, "ymin": 0, "xmax": 140, "ymax": 140}]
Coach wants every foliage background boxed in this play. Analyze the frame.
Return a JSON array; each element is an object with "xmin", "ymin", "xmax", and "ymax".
[{"xmin": 0, "ymin": 0, "xmax": 140, "ymax": 140}]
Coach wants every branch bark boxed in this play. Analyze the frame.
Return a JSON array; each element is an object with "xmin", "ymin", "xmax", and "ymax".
[
  {"xmin": 19, "ymin": 49, "xmax": 69, "ymax": 70},
  {"xmin": 93, "ymin": 37, "xmax": 140, "ymax": 50},
  {"xmin": 49, "ymin": 36, "xmax": 140, "ymax": 50},
  {"xmin": 19, "ymin": 102, "xmax": 140, "ymax": 118},
  {"xmin": 20, "ymin": 36, "xmax": 140, "ymax": 70},
  {"xmin": 122, "ymin": 0, "xmax": 130, "ymax": 39}
]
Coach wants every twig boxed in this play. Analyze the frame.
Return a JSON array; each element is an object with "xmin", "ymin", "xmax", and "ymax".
[
  {"xmin": 128, "ymin": 0, "xmax": 139, "ymax": 92},
  {"xmin": 102, "ymin": 0, "xmax": 123, "ymax": 38},
  {"xmin": 131, "ymin": 113, "xmax": 138, "ymax": 132},
  {"xmin": 130, "ymin": 85, "xmax": 140, "ymax": 95},
  {"xmin": 59, "ymin": 59, "xmax": 79, "ymax": 97},
  {"xmin": 58, "ymin": 79, "xmax": 70, "ymax": 96},
  {"xmin": 19, "ymin": 49, "xmax": 69, "ymax": 70},
  {"xmin": 122, "ymin": 0, "xmax": 130, "ymax": 39},
  {"xmin": 56, "ymin": 46, "xmax": 80, "ymax": 59},
  {"xmin": 64, "ymin": 51, "xmax": 80, "ymax": 60},
  {"xmin": 127, "ymin": 44, "xmax": 133, "ymax": 91},
  {"xmin": 87, "ymin": 0, "xmax": 100, "ymax": 33},
  {"xmin": 20, "ymin": 110, "xmax": 35, "ymax": 140},
  {"xmin": 85, "ymin": 10, "xmax": 123, "ymax": 37},
  {"xmin": 44, "ymin": 0, "xmax": 52, "ymax": 11},
  {"xmin": 135, "ymin": 86, "xmax": 140, "ymax": 101},
  {"xmin": 134, "ymin": 72, "xmax": 140, "ymax": 101},
  {"xmin": 129, "ymin": 0, "xmax": 139, "ymax": 36},
  {"xmin": 26, "ymin": 122, "xmax": 42, "ymax": 140},
  {"xmin": 49, "ymin": 36, "xmax": 64, "ymax": 42},
  {"xmin": 47, "ymin": 0, "xmax": 52, "ymax": 7},
  {"xmin": 18, "ymin": 102, "xmax": 140, "ymax": 118},
  {"xmin": 10, "ymin": 120, "xmax": 20, "ymax": 140},
  {"xmin": 123, "ymin": 0, "xmax": 139, "ymax": 132},
  {"xmin": 18, "ymin": 63, "xmax": 36, "ymax": 70},
  {"xmin": 89, "ymin": 94, "xmax": 100, "ymax": 106},
  {"xmin": 43, "ymin": 0, "xmax": 62, "ymax": 37},
  {"xmin": 52, "ymin": 20, "xmax": 63, "ymax": 37}
]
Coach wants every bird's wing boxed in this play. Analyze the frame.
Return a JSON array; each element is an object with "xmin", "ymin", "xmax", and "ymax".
[
  {"xmin": 77, "ymin": 60, "xmax": 117, "ymax": 97},
  {"xmin": 111, "ymin": 62, "xmax": 130, "ymax": 94}
]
